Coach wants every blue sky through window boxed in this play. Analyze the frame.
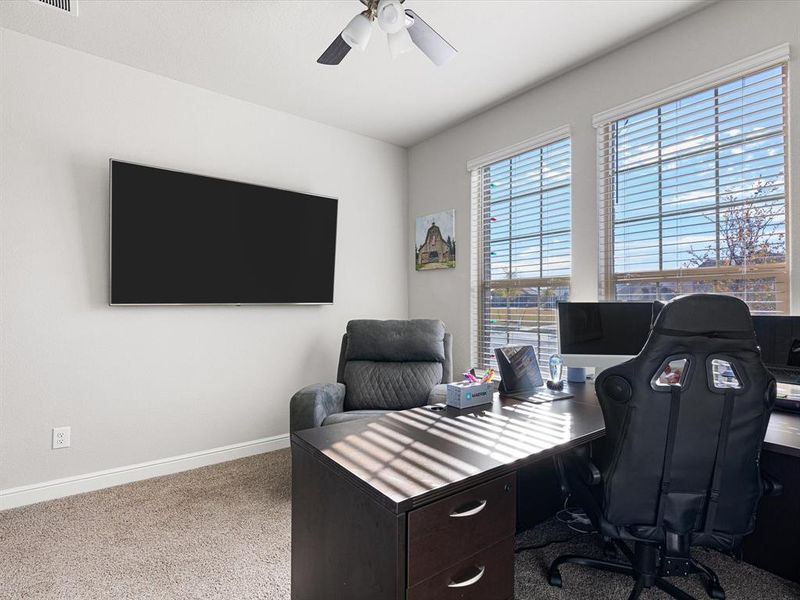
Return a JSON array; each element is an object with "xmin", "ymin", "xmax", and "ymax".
[
  {"xmin": 477, "ymin": 137, "xmax": 571, "ymax": 370},
  {"xmin": 606, "ymin": 65, "xmax": 787, "ymax": 312}
]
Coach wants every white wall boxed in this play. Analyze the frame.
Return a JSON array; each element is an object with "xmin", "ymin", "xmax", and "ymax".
[
  {"xmin": 408, "ymin": 0, "xmax": 800, "ymax": 375},
  {"xmin": 0, "ymin": 29, "xmax": 408, "ymax": 492}
]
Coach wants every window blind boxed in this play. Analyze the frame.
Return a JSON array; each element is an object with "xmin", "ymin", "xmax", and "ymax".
[
  {"xmin": 597, "ymin": 64, "xmax": 788, "ymax": 313},
  {"xmin": 471, "ymin": 136, "xmax": 571, "ymax": 373}
]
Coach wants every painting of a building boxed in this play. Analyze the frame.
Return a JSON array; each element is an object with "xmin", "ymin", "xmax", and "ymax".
[
  {"xmin": 419, "ymin": 222, "xmax": 450, "ymax": 264},
  {"xmin": 416, "ymin": 210, "xmax": 455, "ymax": 271}
]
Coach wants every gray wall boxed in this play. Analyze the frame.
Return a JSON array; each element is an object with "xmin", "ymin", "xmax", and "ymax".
[
  {"xmin": 0, "ymin": 29, "xmax": 408, "ymax": 490},
  {"xmin": 407, "ymin": 0, "xmax": 800, "ymax": 375}
]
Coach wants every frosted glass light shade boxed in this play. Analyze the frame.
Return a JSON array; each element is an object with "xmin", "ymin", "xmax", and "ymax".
[
  {"xmin": 377, "ymin": 0, "xmax": 405, "ymax": 34},
  {"xmin": 387, "ymin": 27, "xmax": 413, "ymax": 59},
  {"xmin": 342, "ymin": 13, "xmax": 372, "ymax": 51}
]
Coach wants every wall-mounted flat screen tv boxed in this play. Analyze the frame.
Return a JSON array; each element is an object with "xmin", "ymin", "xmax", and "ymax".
[{"xmin": 110, "ymin": 160, "xmax": 337, "ymax": 305}]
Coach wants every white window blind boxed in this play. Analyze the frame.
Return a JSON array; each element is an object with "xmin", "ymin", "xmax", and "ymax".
[
  {"xmin": 471, "ymin": 136, "xmax": 571, "ymax": 373},
  {"xmin": 597, "ymin": 63, "xmax": 788, "ymax": 313}
]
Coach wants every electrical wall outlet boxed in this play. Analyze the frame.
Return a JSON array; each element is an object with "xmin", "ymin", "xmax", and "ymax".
[{"xmin": 52, "ymin": 426, "xmax": 71, "ymax": 449}]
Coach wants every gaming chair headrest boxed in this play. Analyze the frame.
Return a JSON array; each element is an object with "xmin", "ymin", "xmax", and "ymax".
[{"xmin": 653, "ymin": 294, "xmax": 753, "ymax": 336}]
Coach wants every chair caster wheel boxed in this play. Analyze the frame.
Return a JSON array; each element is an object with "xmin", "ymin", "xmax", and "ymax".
[
  {"xmin": 548, "ymin": 569, "xmax": 562, "ymax": 588},
  {"xmin": 705, "ymin": 583, "xmax": 725, "ymax": 599}
]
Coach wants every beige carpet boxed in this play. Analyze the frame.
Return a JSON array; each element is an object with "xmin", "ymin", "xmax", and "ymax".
[
  {"xmin": 1, "ymin": 448, "xmax": 798, "ymax": 599},
  {"xmin": 1, "ymin": 451, "xmax": 292, "ymax": 600}
]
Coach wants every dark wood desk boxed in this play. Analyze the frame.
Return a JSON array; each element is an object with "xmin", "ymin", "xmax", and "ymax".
[
  {"xmin": 291, "ymin": 384, "xmax": 603, "ymax": 600},
  {"xmin": 290, "ymin": 384, "xmax": 800, "ymax": 599},
  {"xmin": 762, "ymin": 410, "xmax": 800, "ymax": 458},
  {"xmin": 743, "ymin": 409, "xmax": 800, "ymax": 583}
]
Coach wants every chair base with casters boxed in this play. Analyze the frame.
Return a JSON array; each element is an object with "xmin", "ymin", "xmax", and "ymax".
[
  {"xmin": 547, "ymin": 537, "xmax": 726, "ymax": 600},
  {"xmin": 540, "ymin": 448, "xmax": 783, "ymax": 600}
]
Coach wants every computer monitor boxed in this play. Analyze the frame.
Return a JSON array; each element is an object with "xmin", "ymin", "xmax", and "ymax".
[
  {"xmin": 752, "ymin": 315, "xmax": 800, "ymax": 385},
  {"xmin": 557, "ymin": 302, "xmax": 662, "ymax": 372}
]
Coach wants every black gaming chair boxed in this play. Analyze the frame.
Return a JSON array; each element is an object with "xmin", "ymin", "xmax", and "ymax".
[{"xmin": 547, "ymin": 294, "xmax": 779, "ymax": 600}]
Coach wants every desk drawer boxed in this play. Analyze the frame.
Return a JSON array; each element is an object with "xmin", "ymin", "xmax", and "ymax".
[
  {"xmin": 407, "ymin": 473, "xmax": 515, "ymax": 585},
  {"xmin": 407, "ymin": 536, "xmax": 514, "ymax": 600}
]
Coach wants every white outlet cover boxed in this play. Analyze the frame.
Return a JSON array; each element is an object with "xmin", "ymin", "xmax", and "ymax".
[{"xmin": 52, "ymin": 426, "xmax": 71, "ymax": 449}]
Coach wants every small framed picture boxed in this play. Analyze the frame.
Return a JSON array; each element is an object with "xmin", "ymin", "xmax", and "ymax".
[{"xmin": 415, "ymin": 209, "xmax": 455, "ymax": 271}]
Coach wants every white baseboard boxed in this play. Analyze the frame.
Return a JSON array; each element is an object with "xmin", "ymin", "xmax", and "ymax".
[{"xmin": 0, "ymin": 433, "xmax": 290, "ymax": 511}]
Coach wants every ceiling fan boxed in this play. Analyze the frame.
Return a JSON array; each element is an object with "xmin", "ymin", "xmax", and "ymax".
[{"xmin": 318, "ymin": 0, "xmax": 457, "ymax": 67}]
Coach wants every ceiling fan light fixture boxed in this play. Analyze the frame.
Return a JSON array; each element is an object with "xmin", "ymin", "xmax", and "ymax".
[
  {"xmin": 377, "ymin": 0, "xmax": 405, "ymax": 34},
  {"xmin": 342, "ymin": 12, "xmax": 372, "ymax": 51},
  {"xmin": 387, "ymin": 27, "xmax": 413, "ymax": 59},
  {"xmin": 318, "ymin": 1, "xmax": 457, "ymax": 67}
]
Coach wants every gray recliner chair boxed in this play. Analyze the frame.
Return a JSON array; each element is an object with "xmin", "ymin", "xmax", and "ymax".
[{"xmin": 290, "ymin": 319, "xmax": 452, "ymax": 432}]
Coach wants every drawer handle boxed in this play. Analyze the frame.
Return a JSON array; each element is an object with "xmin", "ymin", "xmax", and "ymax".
[
  {"xmin": 447, "ymin": 565, "xmax": 486, "ymax": 588},
  {"xmin": 449, "ymin": 499, "xmax": 487, "ymax": 518}
]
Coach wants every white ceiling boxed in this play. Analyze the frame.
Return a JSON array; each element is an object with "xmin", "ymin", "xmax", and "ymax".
[{"xmin": 0, "ymin": 0, "xmax": 711, "ymax": 147}]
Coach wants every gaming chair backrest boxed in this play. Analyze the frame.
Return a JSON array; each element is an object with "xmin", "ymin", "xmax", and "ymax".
[{"xmin": 595, "ymin": 294, "xmax": 776, "ymax": 542}]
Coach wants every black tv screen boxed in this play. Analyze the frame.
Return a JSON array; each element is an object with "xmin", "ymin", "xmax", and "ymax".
[{"xmin": 110, "ymin": 160, "xmax": 337, "ymax": 305}]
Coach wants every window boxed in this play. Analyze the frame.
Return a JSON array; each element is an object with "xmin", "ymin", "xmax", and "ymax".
[
  {"xmin": 598, "ymin": 64, "xmax": 788, "ymax": 313},
  {"xmin": 471, "ymin": 135, "xmax": 571, "ymax": 373}
]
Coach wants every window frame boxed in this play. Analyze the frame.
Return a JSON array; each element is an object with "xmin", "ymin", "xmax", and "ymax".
[
  {"xmin": 470, "ymin": 129, "xmax": 572, "ymax": 371},
  {"xmin": 597, "ymin": 63, "xmax": 790, "ymax": 313}
]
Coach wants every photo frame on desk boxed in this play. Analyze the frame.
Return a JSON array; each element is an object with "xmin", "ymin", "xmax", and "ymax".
[{"xmin": 495, "ymin": 345, "xmax": 543, "ymax": 394}]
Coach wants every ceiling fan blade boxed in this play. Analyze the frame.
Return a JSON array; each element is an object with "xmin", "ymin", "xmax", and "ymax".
[
  {"xmin": 317, "ymin": 34, "xmax": 351, "ymax": 65},
  {"xmin": 404, "ymin": 10, "xmax": 457, "ymax": 66}
]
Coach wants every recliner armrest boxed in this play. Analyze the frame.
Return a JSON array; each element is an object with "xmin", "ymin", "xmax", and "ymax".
[
  {"xmin": 762, "ymin": 472, "xmax": 783, "ymax": 497},
  {"xmin": 290, "ymin": 383, "xmax": 346, "ymax": 432},
  {"xmin": 427, "ymin": 383, "xmax": 448, "ymax": 405}
]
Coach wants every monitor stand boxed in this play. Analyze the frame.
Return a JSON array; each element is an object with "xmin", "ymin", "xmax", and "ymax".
[{"xmin": 561, "ymin": 354, "xmax": 634, "ymax": 374}]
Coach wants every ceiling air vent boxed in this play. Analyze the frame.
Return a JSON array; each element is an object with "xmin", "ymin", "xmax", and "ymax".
[{"xmin": 31, "ymin": 0, "xmax": 78, "ymax": 15}]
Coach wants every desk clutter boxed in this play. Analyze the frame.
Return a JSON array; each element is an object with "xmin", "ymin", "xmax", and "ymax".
[
  {"xmin": 495, "ymin": 345, "xmax": 574, "ymax": 402},
  {"xmin": 446, "ymin": 346, "xmax": 576, "ymax": 409},
  {"xmin": 446, "ymin": 368, "xmax": 497, "ymax": 408}
]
